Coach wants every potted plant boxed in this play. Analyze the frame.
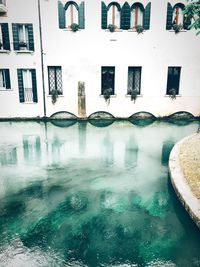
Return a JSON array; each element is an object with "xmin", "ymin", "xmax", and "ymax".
[
  {"xmin": 50, "ymin": 89, "xmax": 62, "ymax": 104},
  {"xmin": 19, "ymin": 41, "xmax": 27, "ymax": 47},
  {"xmin": 168, "ymin": 88, "xmax": 177, "ymax": 100},
  {"xmin": 108, "ymin": 24, "xmax": 117, "ymax": 32},
  {"xmin": 172, "ymin": 23, "xmax": 183, "ymax": 34},
  {"xmin": 128, "ymin": 89, "xmax": 138, "ymax": 103},
  {"xmin": 136, "ymin": 25, "xmax": 144, "ymax": 34},
  {"xmin": 103, "ymin": 87, "xmax": 113, "ymax": 104},
  {"xmin": 70, "ymin": 23, "xmax": 79, "ymax": 32}
]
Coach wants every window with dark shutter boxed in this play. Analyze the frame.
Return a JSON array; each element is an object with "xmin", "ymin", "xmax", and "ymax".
[
  {"xmin": 12, "ymin": 24, "xmax": 34, "ymax": 51},
  {"xmin": 0, "ymin": 69, "xmax": 11, "ymax": 90},
  {"xmin": 107, "ymin": 2, "xmax": 121, "ymax": 29},
  {"xmin": 101, "ymin": 67, "xmax": 115, "ymax": 95},
  {"xmin": 121, "ymin": 2, "xmax": 131, "ymax": 30},
  {"xmin": 101, "ymin": 2, "xmax": 107, "ymax": 29},
  {"xmin": 0, "ymin": 23, "xmax": 10, "ymax": 51},
  {"xmin": 166, "ymin": 67, "xmax": 181, "ymax": 95}
]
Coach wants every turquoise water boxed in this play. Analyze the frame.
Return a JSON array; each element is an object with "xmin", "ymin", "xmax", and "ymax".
[{"xmin": 0, "ymin": 120, "xmax": 200, "ymax": 267}]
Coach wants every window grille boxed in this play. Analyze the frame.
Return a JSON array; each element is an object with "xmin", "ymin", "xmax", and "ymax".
[
  {"xmin": 128, "ymin": 67, "xmax": 141, "ymax": 94},
  {"xmin": 48, "ymin": 66, "xmax": 63, "ymax": 94}
]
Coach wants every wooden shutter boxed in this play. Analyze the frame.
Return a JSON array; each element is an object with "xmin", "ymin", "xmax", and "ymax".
[
  {"xmin": 121, "ymin": 2, "xmax": 131, "ymax": 30},
  {"xmin": 2, "ymin": 23, "xmax": 10, "ymax": 50},
  {"xmin": 12, "ymin": 24, "xmax": 19, "ymax": 50},
  {"xmin": 31, "ymin": 69, "xmax": 38, "ymax": 103},
  {"xmin": 143, "ymin": 3, "xmax": 151, "ymax": 30},
  {"xmin": 5, "ymin": 69, "xmax": 11, "ymax": 89},
  {"xmin": 17, "ymin": 69, "xmax": 25, "ymax": 102},
  {"xmin": 79, "ymin": 2, "xmax": 85, "ymax": 29},
  {"xmin": 101, "ymin": 2, "xmax": 107, "ymax": 29},
  {"xmin": 166, "ymin": 3, "xmax": 173, "ymax": 30},
  {"xmin": 27, "ymin": 24, "xmax": 34, "ymax": 51},
  {"xmin": 58, "ymin": 1, "xmax": 65, "ymax": 29}
]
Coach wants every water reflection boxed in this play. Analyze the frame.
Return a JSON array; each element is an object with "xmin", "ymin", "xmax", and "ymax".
[
  {"xmin": 0, "ymin": 120, "xmax": 199, "ymax": 267},
  {"xmin": 0, "ymin": 147, "xmax": 17, "ymax": 165}
]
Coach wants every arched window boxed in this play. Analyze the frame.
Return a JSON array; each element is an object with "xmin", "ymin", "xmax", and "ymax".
[
  {"xmin": 65, "ymin": 1, "xmax": 79, "ymax": 28},
  {"xmin": 107, "ymin": 2, "xmax": 121, "ymax": 28},
  {"xmin": 131, "ymin": 3, "xmax": 144, "ymax": 28},
  {"xmin": 172, "ymin": 4, "xmax": 184, "ymax": 25}
]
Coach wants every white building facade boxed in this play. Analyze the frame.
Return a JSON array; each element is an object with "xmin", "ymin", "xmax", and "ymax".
[{"xmin": 0, "ymin": 0, "xmax": 200, "ymax": 119}]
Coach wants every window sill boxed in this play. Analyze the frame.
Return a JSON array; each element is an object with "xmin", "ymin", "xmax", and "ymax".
[
  {"xmin": 127, "ymin": 29, "xmax": 145, "ymax": 33},
  {"xmin": 20, "ymin": 102, "xmax": 37, "ymax": 104},
  {"xmin": 0, "ymin": 49, "xmax": 10, "ymax": 54},
  {"xmin": 47, "ymin": 94, "xmax": 64, "ymax": 97},
  {"xmin": 169, "ymin": 30, "xmax": 187, "ymax": 33},
  {"xmin": 100, "ymin": 94, "xmax": 117, "ymax": 98},
  {"xmin": 164, "ymin": 94, "xmax": 181, "ymax": 97},
  {"xmin": 0, "ymin": 89, "xmax": 13, "ymax": 91},
  {"xmin": 105, "ymin": 29, "xmax": 123, "ymax": 32},
  {"xmin": 125, "ymin": 94, "xmax": 143, "ymax": 97},
  {"xmin": 15, "ymin": 50, "xmax": 34, "ymax": 54}
]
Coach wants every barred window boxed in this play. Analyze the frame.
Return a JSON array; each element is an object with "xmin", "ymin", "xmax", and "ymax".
[
  {"xmin": 127, "ymin": 67, "xmax": 141, "ymax": 95},
  {"xmin": 48, "ymin": 66, "xmax": 63, "ymax": 95}
]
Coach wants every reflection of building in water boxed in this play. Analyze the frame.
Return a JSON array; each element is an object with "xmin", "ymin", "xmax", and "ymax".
[
  {"xmin": 78, "ymin": 122, "xmax": 87, "ymax": 154},
  {"xmin": 101, "ymin": 135, "xmax": 114, "ymax": 166},
  {"xmin": 23, "ymin": 135, "xmax": 41, "ymax": 163},
  {"xmin": 161, "ymin": 140, "xmax": 175, "ymax": 166},
  {"xmin": 124, "ymin": 137, "xmax": 138, "ymax": 168},
  {"xmin": 0, "ymin": 147, "xmax": 17, "ymax": 166}
]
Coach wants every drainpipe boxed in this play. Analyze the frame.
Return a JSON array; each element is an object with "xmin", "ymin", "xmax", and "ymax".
[{"xmin": 38, "ymin": 0, "xmax": 47, "ymax": 118}]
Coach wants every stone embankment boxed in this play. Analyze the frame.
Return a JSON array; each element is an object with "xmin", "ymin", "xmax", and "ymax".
[{"xmin": 169, "ymin": 133, "xmax": 200, "ymax": 229}]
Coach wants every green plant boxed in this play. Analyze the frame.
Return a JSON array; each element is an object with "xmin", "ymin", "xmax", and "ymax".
[
  {"xmin": 103, "ymin": 88, "xmax": 113, "ymax": 104},
  {"xmin": 19, "ymin": 41, "xmax": 27, "ymax": 47},
  {"xmin": 50, "ymin": 89, "xmax": 62, "ymax": 104},
  {"xmin": 172, "ymin": 23, "xmax": 183, "ymax": 34},
  {"xmin": 168, "ymin": 88, "xmax": 177, "ymax": 100},
  {"xmin": 128, "ymin": 89, "xmax": 138, "ymax": 103},
  {"xmin": 108, "ymin": 24, "xmax": 117, "ymax": 32},
  {"xmin": 136, "ymin": 25, "xmax": 144, "ymax": 34},
  {"xmin": 70, "ymin": 23, "xmax": 79, "ymax": 32}
]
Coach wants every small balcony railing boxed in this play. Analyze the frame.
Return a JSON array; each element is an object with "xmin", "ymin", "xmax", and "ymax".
[{"xmin": 0, "ymin": 0, "xmax": 7, "ymax": 15}]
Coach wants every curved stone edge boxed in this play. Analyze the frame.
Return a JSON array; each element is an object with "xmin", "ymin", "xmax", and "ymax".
[{"xmin": 169, "ymin": 134, "xmax": 200, "ymax": 229}]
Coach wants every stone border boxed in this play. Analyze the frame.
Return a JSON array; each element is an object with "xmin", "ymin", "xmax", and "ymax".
[{"xmin": 169, "ymin": 134, "xmax": 200, "ymax": 229}]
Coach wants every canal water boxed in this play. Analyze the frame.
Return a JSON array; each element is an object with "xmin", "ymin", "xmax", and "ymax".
[{"xmin": 0, "ymin": 120, "xmax": 200, "ymax": 267}]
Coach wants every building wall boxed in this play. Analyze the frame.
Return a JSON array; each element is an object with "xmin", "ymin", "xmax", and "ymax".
[{"xmin": 0, "ymin": 0, "xmax": 200, "ymax": 118}]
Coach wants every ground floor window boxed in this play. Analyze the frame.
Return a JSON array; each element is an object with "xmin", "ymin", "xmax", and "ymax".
[
  {"xmin": 0, "ymin": 69, "xmax": 11, "ymax": 90},
  {"xmin": 17, "ymin": 69, "xmax": 38, "ymax": 103},
  {"xmin": 48, "ymin": 66, "xmax": 63, "ymax": 95},
  {"xmin": 101, "ymin": 66, "xmax": 115, "ymax": 96},
  {"xmin": 127, "ymin": 67, "xmax": 141, "ymax": 95},
  {"xmin": 166, "ymin": 67, "xmax": 181, "ymax": 96}
]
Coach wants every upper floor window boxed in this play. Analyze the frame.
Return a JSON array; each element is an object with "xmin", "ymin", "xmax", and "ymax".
[
  {"xmin": 17, "ymin": 69, "xmax": 38, "ymax": 103},
  {"xmin": 101, "ymin": 2, "xmax": 151, "ymax": 31},
  {"xmin": 166, "ymin": 3, "xmax": 191, "ymax": 31},
  {"xmin": 48, "ymin": 66, "xmax": 63, "ymax": 95},
  {"xmin": 12, "ymin": 24, "xmax": 34, "ymax": 51},
  {"xmin": 0, "ymin": 69, "xmax": 11, "ymax": 90},
  {"xmin": 58, "ymin": 1, "xmax": 85, "ymax": 30},
  {"xmin": 0, "ymin": 23, "xmax": 10, "ymax": 51},
  {"xmin": 131, "ymin": 3, "xmax": 144, "ymax": 29},
  {"xmin": 166, "ymin": 67, "xmax": 181, "ymax": 96},
  {"xmin": 107, "ymin": 2, "xmax": 121, "ymax": 28},
  {"xmin": 65, "ymin": 2, "xmax": 79, "ymax": 27}
]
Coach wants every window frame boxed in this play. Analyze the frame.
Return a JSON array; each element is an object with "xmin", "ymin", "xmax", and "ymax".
[
  {"xmin": 127, "ymin": 67, "xmax": 142, "ymax": 95},
  {"xmin": 166, "ymin": 66, "xmax": 181, "ymax": 96},
  {"xmin": 130, "ymin": 3, "xmax": 144, "ymax": 29},
  {"xmin": 0, "ymin": 69, "xmax": 11, "ymax": 90},
  {"xmin": 48, "ymin": 66, "xmax": 63, "ymax": 95},
  {"xmin": 107, "ymin": 2, "xmax": 121, "ymax": 28},
  {"xmin": 101, "ymin": 66, "xmax": 115, "ymax": 96},
  {"xmin": 64, "ymin": 1, "xmax": 79, "ymax": 28}
]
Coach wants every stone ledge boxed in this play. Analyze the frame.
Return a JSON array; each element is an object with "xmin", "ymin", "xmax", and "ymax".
[{"xmin": 169, "ymin": 134, "xmax": 200, "ymax": 229}]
